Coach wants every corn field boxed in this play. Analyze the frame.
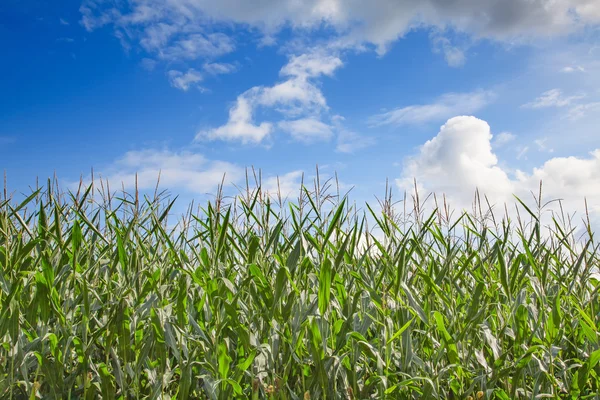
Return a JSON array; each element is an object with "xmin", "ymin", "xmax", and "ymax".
[{"xmin": 1, "ymin": 174, "xmax": 599, "ymax": 399}]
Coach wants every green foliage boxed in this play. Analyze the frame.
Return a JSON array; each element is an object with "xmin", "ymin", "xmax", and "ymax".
[{"xmin": 0, "ymin": 177, "xmax": 599, "ymax": 399}]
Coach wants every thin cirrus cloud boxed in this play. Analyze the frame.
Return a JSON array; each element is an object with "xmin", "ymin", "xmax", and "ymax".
[
  {"xmin": 278, "ymin": 118, "xmax": 334, "ymax": 143},
  {"xmin": 492, "ymin": 132, "xmax": 517, "ymax": 147},
  {"xmin": 368, "ymin": 90, "xmax": 495, "ymax": 127},
  {"xmin": 521, "ymin": 88, "xmax": 585, "ymax": 109},
  {"xmin": 521, "ymin": 89, "xmax": 600, "ymax": 120}
]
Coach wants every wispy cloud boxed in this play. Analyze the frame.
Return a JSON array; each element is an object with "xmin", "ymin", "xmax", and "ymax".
[
  {"xmin": 278, "ymin": 118, "xmax": 334, "ymax": 143},
  {"xmin": 87, "ymin": 149, "xmax": 244, "ymax": 195},
  {"xmin": 369, "ymin": 90, "xmax": 494, "ymax": 127},
  {"xmin": 203, "ymin": 62, "xmax": 237, "ymax": 75},
  {"xmin": 492, "ymin": 132, "xmax": 516, "ymax": 147},
  {"xmin": 561, "ymin": 65, "xmax": 585, "ymax": 73},
  {"xmin": 167, "ymin": 69, "xmax": 204, "ymax": 92},
  {"xmin": 521, "ymin": 89, "xmax": 584, "ymax": 108},
  {"xmin": 566, "ymin": 101, "xmax": 600, "ymax": 120}
]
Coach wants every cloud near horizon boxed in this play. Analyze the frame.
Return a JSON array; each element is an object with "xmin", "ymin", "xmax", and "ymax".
[{"xmin": 397, "ymin": 116, "xmax": 600, "ymax": 227}]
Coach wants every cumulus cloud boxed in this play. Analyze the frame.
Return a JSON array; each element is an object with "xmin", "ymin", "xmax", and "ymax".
[
  {"xmin": 369, "ymin": 90, "xmax": 494, "ymax": 127},
  {"xmin": 197, "ymin": 51, "xmax": 343, "ymax": 144},
  {"xmin": 398, "ymin": 116, "xmax": 514, "ymax": 206},
  {"xmin": 397, "ymin": 116, "xmax": 600, "ymax": 223},
  {"xmin": 167, "ymin": 69, "xmax": 204, "ymax": 91},
  {"xmin": 93, "ymin": 149, "xmax": 244, "ymax": 194}
]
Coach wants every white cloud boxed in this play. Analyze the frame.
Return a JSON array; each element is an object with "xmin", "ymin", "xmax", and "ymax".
[
  {"xmin": 521, "ymin": 89, "xmax": 585, "ymax": 109},
  {"xmin": 280, "ymin": 52, "xmax": 343, "ymax": 79},
  {"xmin": 369, "ymin": 90, "xmax": 494, "ymax": 127},
  {"xmin": 81, "ymin": 0, "xmax": 600, "ymax": 58},
  {"xmin": 263, "ymin": 170, "xmax": 305, "ymax": 200},
  {"xmin": 430, "ymin": 34, "xmax": 466, "ymax": 67},
  {"xmin": 167, "ymin": 69, "xmax": 204, "ymax": 91},
  {"xmin": 398, "ymin": 116, "xmax": 514, "ymax": 206},
  {"xmin": 96, "ymin": 149, "xmax": 244, "ymax": 194},
  {"xmin": 278, "ymin": 118, "xmax": 334, "ymax": 143},
  {"xmin": 561, "ymin": 65, "xmax": 585, "ymax": 73},
  {"xmin": 203, "ymin": 62, "xmax": 237, "ymax": 75},
  {"xmin": 197, "ymin": 51, "xmax": 343, "ymax": 144},
  {"xmin": 60, "ymin": 18, "xmax": 70, "ymax": 25},
  {"xmin": 575, "ymin": 0, "xmax": 600, "ymax": 23},
  {"xmin": 397, "ymin": 116, "xmax": 600, "ymax": 222},
  {"xmin": 159, "ymin": 33, "xmax": 235, "ymax": 61},
  {"xmin": 198, "ymin": 96, "xmax": 274, "ymax": 144},
  {"xmin": 493, "ymin": 132, "xmax": 516, "ymax": 147}
]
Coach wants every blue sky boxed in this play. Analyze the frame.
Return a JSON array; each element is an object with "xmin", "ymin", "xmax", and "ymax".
[{"xmin": 2, "ymin": 0, "xmax": 600, "ymax": 219}]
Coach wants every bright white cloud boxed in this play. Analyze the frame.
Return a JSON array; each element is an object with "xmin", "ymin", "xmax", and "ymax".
[
  {"xmin": 521, "ymin": 88, "xmax": 585, "ymax": 109},
  {"xmin": 398, "ymin": 116, "xmax": 514, "ymax": 206},
  {"xmin": 96, "ymin": 149, "xmax": 244, "ymax": 194},
  {"xmin": 369, "ymin": 90, "xmax": 494, "ymax": 127},
  {"xmin": 278, "ymin": 118, "xmax": 334, "ymax": 143},
  {"xmin": 167, "ymin": 69, "xmax": 204, "ymax": 91},
  {"xmin": 397, "ymin": 116, "xmax": 600, "ymax": 223},
  {"xmin": 198, "ymin": 96, "xmax": 274, "ymax": 144},
  {"xmin": 280, "ymin": 52, "xmax": 343, "ymax": 79},
  {"xmin": 197, "ymin": 51, "xmax": 343, "ymax": 144}
]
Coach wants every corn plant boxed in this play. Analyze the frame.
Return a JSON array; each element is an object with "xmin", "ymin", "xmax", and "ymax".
[{"xmin": 0, "ymin": 174, "xmax": 599, "ymax": 399}]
